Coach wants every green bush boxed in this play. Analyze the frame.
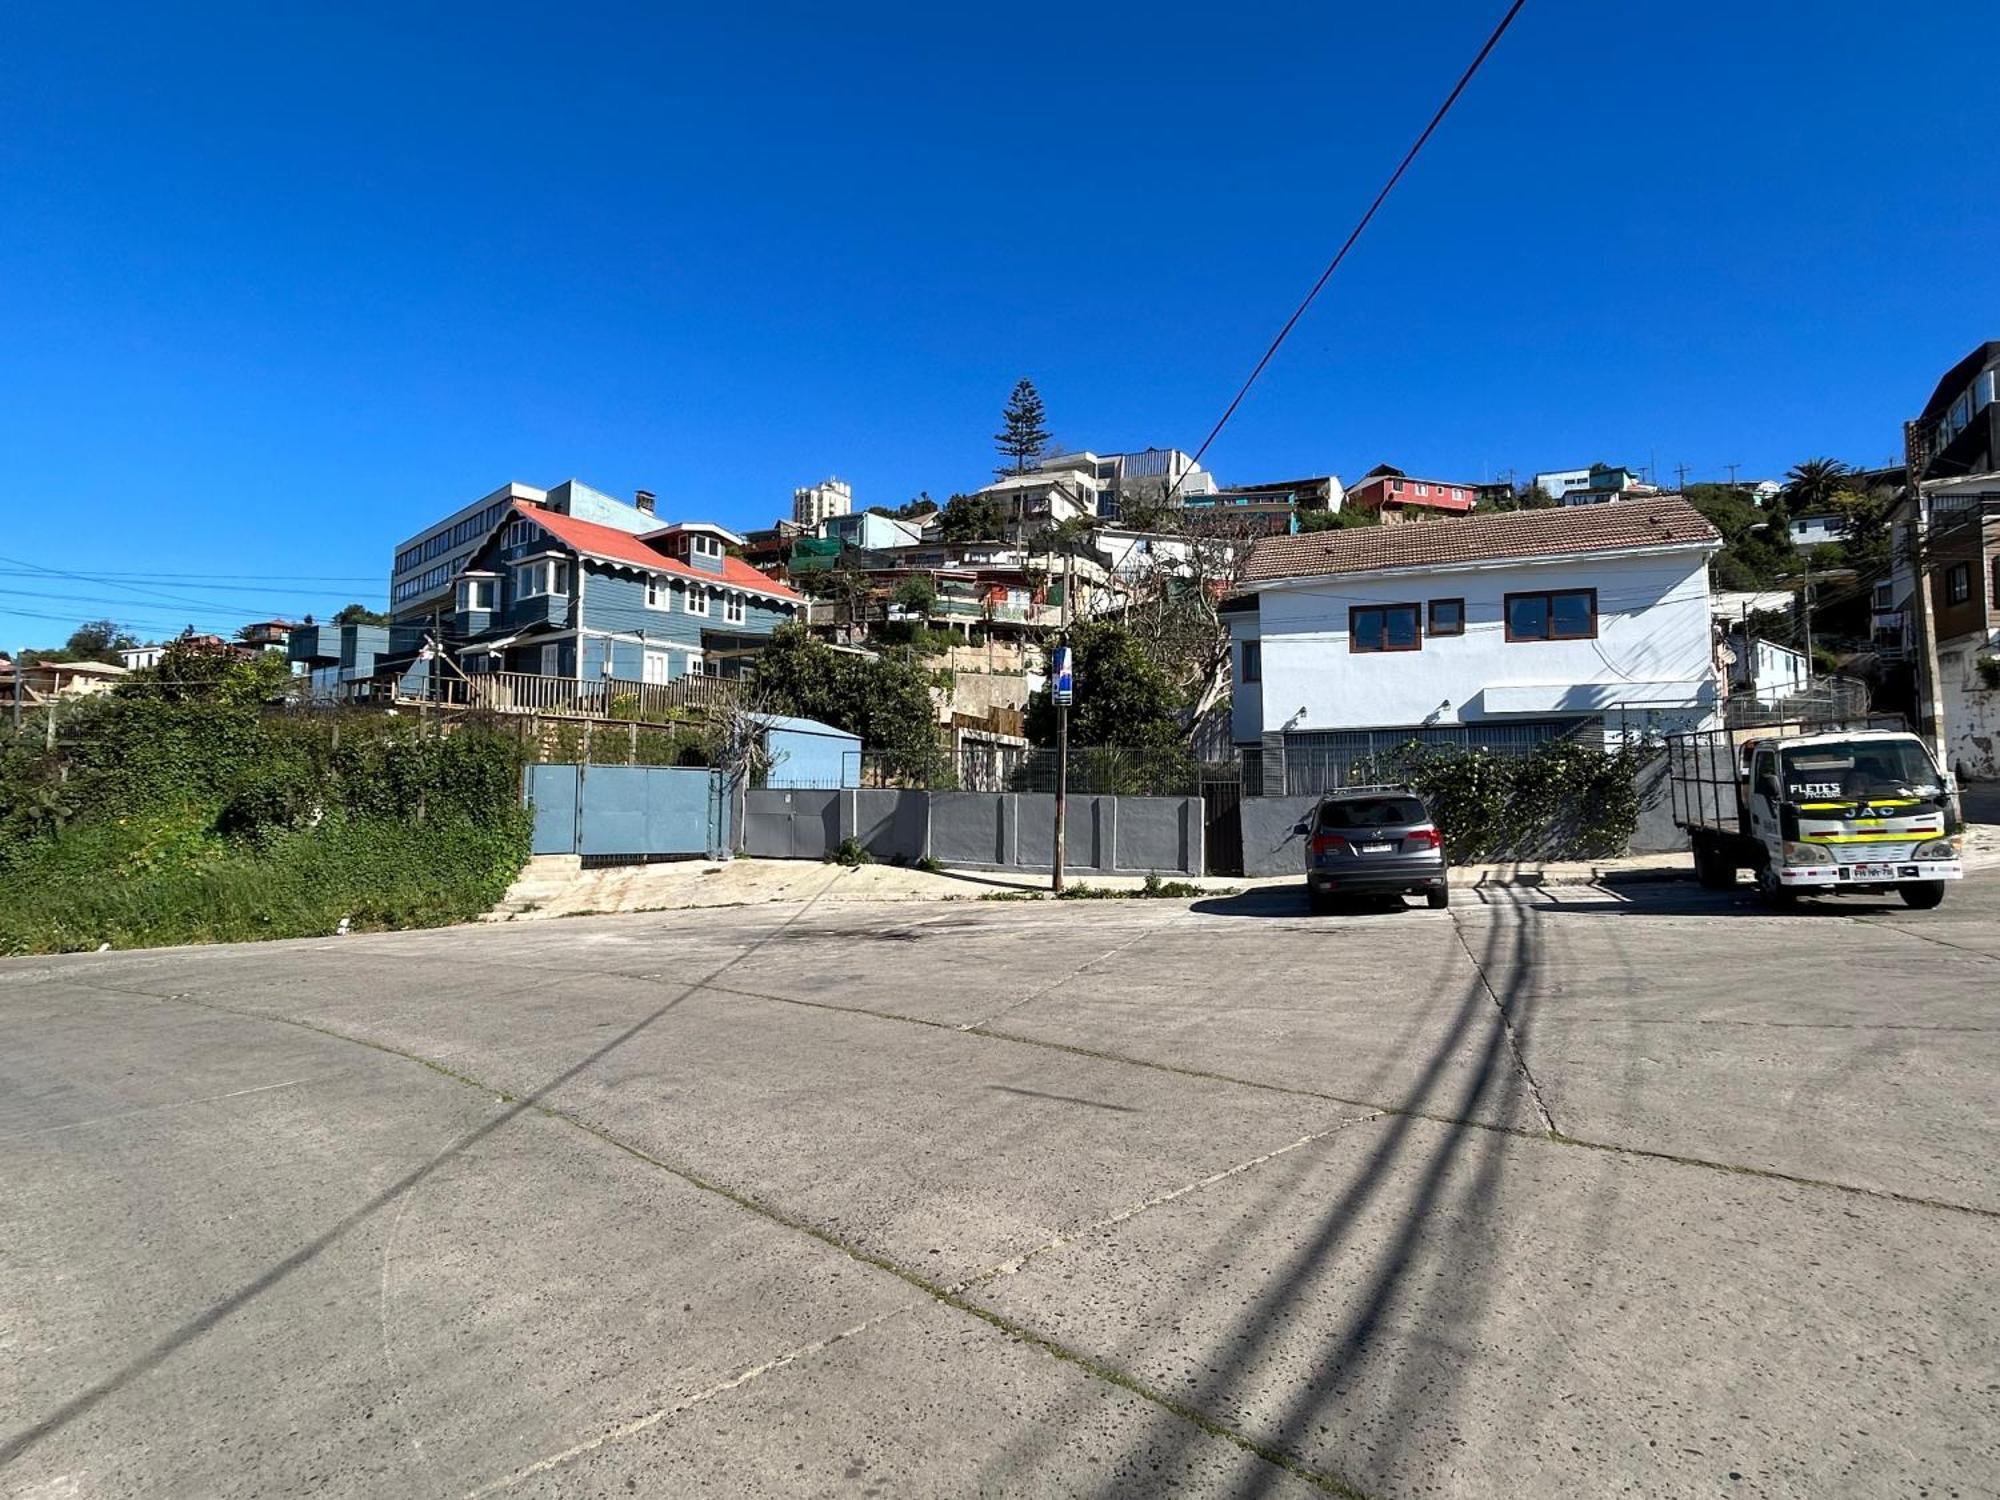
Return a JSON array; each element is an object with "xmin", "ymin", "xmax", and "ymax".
[
  {"xmin": 1348, "ymin": 740, "xmax": 1641, "ymax": 862},
  {"xmin": 0, "ymin": 813, "xmax": 529, "ymax": 955},
  {"xmin": 0, "ymin": 695, "xmax": 534, "ymax": 954}
]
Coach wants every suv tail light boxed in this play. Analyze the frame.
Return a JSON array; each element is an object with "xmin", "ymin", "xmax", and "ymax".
[
  {"xmin": 1404, "ymin": 827, "xmax": 1442, "ymax": 850},
  {"xmin": 1309, "ymin": 834, "xmax": 1349, "ymax": 857}
]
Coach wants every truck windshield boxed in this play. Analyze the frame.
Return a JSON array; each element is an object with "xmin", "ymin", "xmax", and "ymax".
[{"xmin": 1780, "ymin": 740, "xmax": 1940, "ymax": 801}]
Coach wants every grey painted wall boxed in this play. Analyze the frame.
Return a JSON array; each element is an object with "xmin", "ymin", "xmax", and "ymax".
[
  {"xmin": 744, "ymin": 789, "xmax": 1202, "ymax": 874},
  {"xmin": 1241, "ymin": 794, "xmax": 1318, "ymax": 877}
]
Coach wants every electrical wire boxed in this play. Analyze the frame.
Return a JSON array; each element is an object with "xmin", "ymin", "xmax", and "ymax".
[{"xmin": 1171, "ymin": 0, "xmax": 1530, "ymax": 497}]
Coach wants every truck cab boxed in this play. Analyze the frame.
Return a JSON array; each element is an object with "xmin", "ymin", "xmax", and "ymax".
[{"xmin": 1673, "ymin": 727, "xmax": 1963, "ymax": 909}]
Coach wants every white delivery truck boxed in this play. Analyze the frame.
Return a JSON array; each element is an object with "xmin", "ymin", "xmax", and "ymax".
[{"xmin": 1667, "ymin": 721, "xmax": 1963, "ymax": 908}]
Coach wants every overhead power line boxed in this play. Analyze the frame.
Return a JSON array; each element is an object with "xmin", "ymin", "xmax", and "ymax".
[{"xmin": 1178, "ymin": 0, "xmax": 1530, "ymax": 485}]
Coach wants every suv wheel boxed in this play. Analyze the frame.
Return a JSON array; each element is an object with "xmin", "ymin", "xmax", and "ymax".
[{"xmin": 1425, "ymin": 883, "xmax": 1449, "ymax": 910}]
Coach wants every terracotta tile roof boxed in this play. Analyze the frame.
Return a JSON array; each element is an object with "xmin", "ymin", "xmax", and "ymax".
[
  {"xmin": 515, "ymin": 503, "xmax": 803, "ymax": 602},
  {"xmin": 1242, "ymin": 497, "xmax": 1720, "ymax": 584}
]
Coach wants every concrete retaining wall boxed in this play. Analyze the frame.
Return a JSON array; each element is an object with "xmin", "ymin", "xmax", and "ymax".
[
  {"xmin": 745, "ymin": 789, "xmax": 1202, "ymax": 874},
  {"xmin": 1241, "ymin": 794, "xmax": 1318, "ymax": 877}
]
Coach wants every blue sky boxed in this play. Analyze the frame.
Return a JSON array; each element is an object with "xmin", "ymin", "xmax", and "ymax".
[{"xmin": 3, "ymin": 1, "xmax": 1996, "ymax": 645}]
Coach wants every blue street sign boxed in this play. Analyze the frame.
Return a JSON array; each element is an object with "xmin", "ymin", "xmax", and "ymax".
[{"xmin": 1052, "ymin": 645, "xmax": 1074, "ymax": 706}]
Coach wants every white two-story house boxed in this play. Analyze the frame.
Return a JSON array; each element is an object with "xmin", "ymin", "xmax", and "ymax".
[{"xmin": 1228, "ymin": 499, "xmax": 1722, "ymax": 792}]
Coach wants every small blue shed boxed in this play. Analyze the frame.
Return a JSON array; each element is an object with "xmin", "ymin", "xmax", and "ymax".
[{"xmin": 755, "ymin": 713, "xmax": 862, "ymax": 789}]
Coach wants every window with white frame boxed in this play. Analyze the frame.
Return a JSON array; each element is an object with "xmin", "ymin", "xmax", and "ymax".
[
  {"xmin": 723, "ymin": 592, "xmax": 746, "ymax": 624},
  {"xmin": 457, "ymin": 576, "xmax": 496, "ymax": 612},
  {"xmin": 516, "ymin": 558, "xmax": 570, "ymax": 597},
  {"xmin": 645, "ymin": 575, "xmax": 671, "ymax": 610},
  {"xmin": 685, "ymin": 584, "xmax": 709, "ymax": 616}
]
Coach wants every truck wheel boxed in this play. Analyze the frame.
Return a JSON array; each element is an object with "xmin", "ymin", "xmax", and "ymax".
[
  {"xmin": 1694, "ymin": 838, "xmax": 1735, "ymax": 890},
  {"xmin": 1756, "ymin": 867, "xmax": 1798, "ymax": 909},
  {"xmin": 1898, "ymin": 881, "xmax": 1945, "ymax": 910}
]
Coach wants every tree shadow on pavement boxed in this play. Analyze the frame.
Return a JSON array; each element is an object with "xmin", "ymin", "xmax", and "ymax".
[
  {"xmin": 980, "ymin": 888, "xmax": 1607, "ymax": 1497},
  {"xmin": 1192, "ymin": 880, "xmax": 1919, "ymax": 921}
]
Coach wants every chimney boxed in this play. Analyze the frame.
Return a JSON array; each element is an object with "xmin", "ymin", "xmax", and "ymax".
[{"xmin": 634, "ymin": 488, "xmax": 656, "ymax": 516}]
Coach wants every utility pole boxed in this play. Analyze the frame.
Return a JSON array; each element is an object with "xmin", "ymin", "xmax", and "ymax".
[
  {"xmin": 1904, "ymin": 419, "xmax": 1949, "ymax": 756},
  {"xmin": 1051, "ymin": 549, "xmax": 1073, "ymax": 894},
  {"xmin": 1048, "ymin": 560, "xmax": 1080, "ymax": 900},
  {"xmin": 10, "ymin": 647, "xmax": 20, "ymax": 733},
  {"xmin": 1674, "ymin": 461, "xmax": 1691, "ymax": 492},
  {"xmin": 1802, "ymin": 554, "xmax": 1815, "ymax": 686},
  {"xmin": 1725, "ymin": 462, "xmax": 1741, "ymax": 489}
]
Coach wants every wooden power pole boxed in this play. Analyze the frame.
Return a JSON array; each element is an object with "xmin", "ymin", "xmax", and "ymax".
[{"xmin": 1903, "ymin": 419, "xmax": 1949, "ymax": 757}]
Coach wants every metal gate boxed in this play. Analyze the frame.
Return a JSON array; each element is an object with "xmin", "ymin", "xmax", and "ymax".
[
  {"xmin": 1201, "ymin": 777, "xmax": 1244, "ymax": 876},
  {"xmin": 524, "ymin": 764, "xmax": 729, "ymax": 859}
]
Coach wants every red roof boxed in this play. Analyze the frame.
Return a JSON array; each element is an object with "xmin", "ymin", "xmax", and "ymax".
[{"xmin": 513, "ymin": 503, "xmax": 802, "ymax": 602}]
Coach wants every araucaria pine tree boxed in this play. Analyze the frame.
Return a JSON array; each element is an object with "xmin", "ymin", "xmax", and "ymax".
[{"xmin": 994, "ymin": 378, "xmax": 1051, "ymax": 476}]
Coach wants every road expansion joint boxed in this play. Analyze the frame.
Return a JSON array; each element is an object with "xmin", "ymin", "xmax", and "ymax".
[{"xmin": 1447, "ymin": 911, "xmax": 1558, "ymax": 1137}]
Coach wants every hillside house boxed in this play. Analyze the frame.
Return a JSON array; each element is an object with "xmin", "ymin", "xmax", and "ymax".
[
  {"xmin": 448, "ymin": 505, "xmax": 805, "ymax": 683},
  {"xmin": 1228, "ymin": 498, "xmax": 1721, "ymax": 790}
]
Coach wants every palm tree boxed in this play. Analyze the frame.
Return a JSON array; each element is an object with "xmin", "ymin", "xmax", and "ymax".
[{"xmin": 1780, "ymin": 458, "xmax": 1849, "ymax": 520}]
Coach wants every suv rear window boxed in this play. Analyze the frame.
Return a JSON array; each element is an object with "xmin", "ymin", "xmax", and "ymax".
[{"xmin": 1317, "ymin": 796, "xmax": 1427, "ymax": 830}]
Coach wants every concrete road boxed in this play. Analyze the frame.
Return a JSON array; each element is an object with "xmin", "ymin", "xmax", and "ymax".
[{"xmin": 3, "ymin": 873, "xmax": 1996, "ymax": 1499}]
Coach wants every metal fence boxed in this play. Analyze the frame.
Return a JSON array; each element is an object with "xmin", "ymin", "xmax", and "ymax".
[
  {"xmin": 845, "ymin": 743, "xmax": 1205, "ymax": 795},
  {"xmin": 1722, "ymin": 674, "xmax": 1872, "ymax": 728},
  {"xmin": 1277, "ymin": 720, "xmax": 1579, "ymax": 797}
]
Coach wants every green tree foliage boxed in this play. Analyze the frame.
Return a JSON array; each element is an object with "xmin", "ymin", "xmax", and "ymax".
[
  {"xmin": 1296, "ymin": 506, "xmax": 1378, "ymax": 533},
  {"xmin": 1023, "ymin": 621, "xmax": 1185, "ymax": 749},
  {"xmin": 333, "ymin": 602, "xmax": 392, "ymax": 626},
  {"xmin": 21, "ymin": 618, "xmax": 137, "ymax": 666},
  {"xmin": 892, "ymin": 573, "xmax": 938, "ymax": 615},
  {"xmin": 937, "ymin": 491, "xmax": 1007, "ymax": 542},
  {"xmin": 752, "ymin": 622, "xmax": 944, "ymax": 782},
  {"xmin": 66, "ymin": 619, "xmax": 136, "ymax": 663},
  {"xmin": 994, "ymin": 378, "xmax": 1051, "ymax": 477},
  {"xmin": 130, "ymin": 636, "xmax": 295, "ymax": 707},
  {"xmin": 1779, "ymin": 458, "xmax": 1849, "ymax": 521},
  {"xmin": 868, "ymin": 493, "xmax": 939, "ymax": 520},
  {"xmin": 1684, "ymin": 482, "xmax": 1794, "ymax": 589}
]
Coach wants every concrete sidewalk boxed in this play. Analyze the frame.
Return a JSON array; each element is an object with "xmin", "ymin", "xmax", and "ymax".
[
  {"xmin": 488, "ymin": 850, "xmax": 1692, "ymax": 920},
  {"xmin": 490, "ymin": 817, "xmax": 2000, "ymax": 920}
]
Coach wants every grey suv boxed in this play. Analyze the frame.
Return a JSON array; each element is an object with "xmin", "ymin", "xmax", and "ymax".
[{"xmin": 1293, "ymin": 789, "xmax": 1449, "ymax": 913}]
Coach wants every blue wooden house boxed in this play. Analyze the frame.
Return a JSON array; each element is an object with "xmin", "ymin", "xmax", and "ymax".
[{"xmin": 444, "ymin": 502, "xmax": 805, "ymax": 682}]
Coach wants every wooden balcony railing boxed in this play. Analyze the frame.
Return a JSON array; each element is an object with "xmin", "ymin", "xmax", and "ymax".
[{"xmin": 420, "ymin": 670, "xmax": 741, "ymax": 720}]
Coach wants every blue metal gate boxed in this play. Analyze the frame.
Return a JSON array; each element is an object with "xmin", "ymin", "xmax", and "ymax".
[{"xmin": 524, "ymin": 764, "xmax": 729, "ymax": 859}]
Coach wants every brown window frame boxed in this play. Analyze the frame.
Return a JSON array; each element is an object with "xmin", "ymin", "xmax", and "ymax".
[
  {"xmin": 1427, "ymin": 597, "xmax": 1466, "ymax": 637},
  {"xmin": 1944, "ymin": 561, "xmax": 1972, "ymax": 606},
  {"xmin": 1349, "ymin": 602, "xmax": 1423, "ymax": 654},
  {"xmin": 1503, "ymin": 587, "xmax": 1598, "ymax": 642}
]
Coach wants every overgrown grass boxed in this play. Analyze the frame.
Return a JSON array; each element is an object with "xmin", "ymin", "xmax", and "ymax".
[{"xmin": 0, "ymin": 809, "xmax": 530, "ymax": 955}]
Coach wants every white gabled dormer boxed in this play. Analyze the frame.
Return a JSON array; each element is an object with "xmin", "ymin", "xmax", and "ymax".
[{"xmin": 643, "ymin": 520, "xmax": 743, "ymax": 577}]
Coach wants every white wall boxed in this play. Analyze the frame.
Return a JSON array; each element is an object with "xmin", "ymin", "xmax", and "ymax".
[
  {"xmin": 1228, "ymin": 612, "xmax": 1262, "ymax": 745},
  {"xmin": 1251, "ymin": 548, "xmax": 1715, "ymax": 733}
]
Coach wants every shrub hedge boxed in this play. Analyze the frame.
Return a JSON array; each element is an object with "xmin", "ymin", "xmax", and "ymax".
[{"xmin": 0, "ymin": 693, "xmax": 531, "ymax": 954}]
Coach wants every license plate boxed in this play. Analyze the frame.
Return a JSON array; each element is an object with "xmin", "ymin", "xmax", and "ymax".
[
  {"xmin": 1850, "ymin": 862, "xmax": 1893, "ymax": 879},
  {"xmin": 1360, "ymin": 842, "xmax": 1394, "ymax": 854}
]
